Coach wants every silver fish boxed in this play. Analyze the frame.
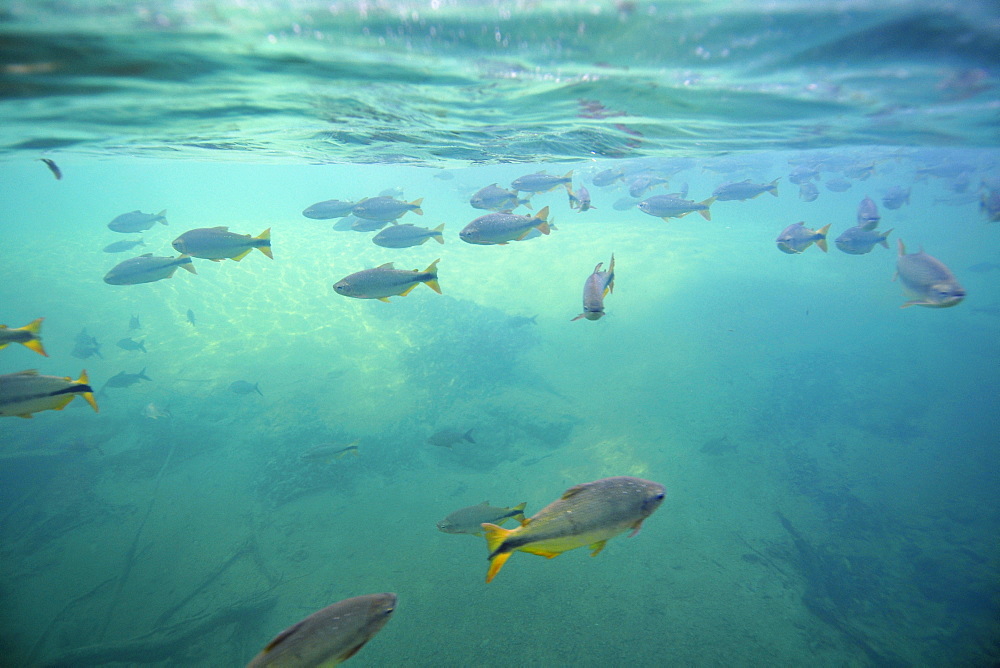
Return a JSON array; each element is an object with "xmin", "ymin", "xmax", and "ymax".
[
  {"xmin": 230, "ymin": 380, "xmax": 263, "ymax": 396},
  {"xmin": 882, "ymin": 186, "xmax": 911, "ymax": 210},
  {"xmin": 834, "ymin": 226, "xmax": 893, "ymax": 255},
  {"xmin": 352, "ymin": 196, "xmax": 423, "ymax": 222},
  {"xmin": 637, "ymin": 195, "xmax": 715, "ymax": 221},
  {"xmin": 437, "ymin": 501, "xmax": 527, "ymax": 536},
  {"xmin": 572, "ymin": 254, "xmax": 615, "ymax": 321},
  {"xmin": 333, "ymin": 260, "xmax": 441, "ymax": 302},
  {"xmin": 711, "ymin": 178, "xmax": 779, "ymax": 201},
  {"xmin": 459, "ymin": 207, "xmax": 551, "ymax": 245},
  {"xmin": 775, "ymin": 222, "xmax": 831, "ymax": 254},
  {"xmin": 302, "ymin": 199, "xmax": 357, "ymax": 219},
  {"xmin": 103, "ymin": 254, "xmax": 197, "ymax": 285},
  {"xmin": 102, "ymin": 238, "xmax": 146, "ymax": 253},
  {"xmin": 427, "ymin": 428, "xmax": 475, "ymax": 448},
  {"xmin": 116, "ymin": 337, "xmax": 147, "ymax": 353},
  {"xmin": 798, "ymin": 182, "xmax": 819, "ymax": 202},
  {"xmin": 108, "ymin": 209, "xmax": 167, "ymax": 233},
  {"xmin": 372, "ymin": 223, "xmax": 445, "ymax": 248},
  {"xmin": 511, "ymin": 170, "xmax": 573, "ymax": 194},
  {"xmin": 102, "ymin": 368, "xmax": 151, "ymax": 390},
  {"xmin": 856, "ymin": 196, "xmax": 881, "ymax": 230},
  {"xmin": 0, "ymin": 369, "xmax": 98, "ymax": 418},
  {"xmin": 470, "ymin": 184, "xmax": 531, "ymax": 212},
  {"xmin": 567, "ymin": 185, "xmax": 594, "ymax": 212},
  {"xmin": 894, "ymin": 239, "xmax": 965, "ymax": 308},
  {"xmin": 171, "ymin": 227, "xmax": 272, "ymax": 261}
]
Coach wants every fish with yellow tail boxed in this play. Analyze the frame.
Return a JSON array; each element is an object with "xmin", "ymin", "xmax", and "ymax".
[
  {"xmin": 459, "ymin": 207, "xmax": 551, "ymax": 245},
  {"xmin": 172, "ymin": 227, "xmax": 272, "ymax": 261},
  {"xmin": 572, "ymin": 254, "xmax": 615, "ymax": 321},
  {"xmin": 481, "ymin": 476, "xmax": 665, "ymax": 583},
  {"xmin": 247, "ymin": 593, "xmax": 396, "ymax": 667},
  {"xmin": 0, "ymin": 317, "xmax": 47, "ymax": 357},
  {"xmin": 333, "ymin": 259, "xmax": 441, "ymax": 302},
  {"xmin": 0, "ymin": 369, "xmax": 98, "ymax": 418},
  {"xmin": 894, "ymin": 239, "xmax": 965, "ymax": 308}
]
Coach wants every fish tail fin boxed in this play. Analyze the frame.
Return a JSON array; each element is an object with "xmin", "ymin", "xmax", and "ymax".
[
  {"xmin": 157, "ymin": 210, "xmax": 168, "ymax": 225},
  {"xmin": 536, "ymin": 205, "xmax": 550, "ymax": 222},
  {"xmin": 411, "ymin": 198, "xmax": 424, "ymax": 215},
  {"xmin": 77, "ymin": 370, "xmax": 99, "ymax": 413},
  {"xmin": 139, "ymin": 340, "xmax": 147, "ymax": 353},
  {"xmin": 880, "ymin": 228, "xmax": 894, "ymax": 249},
  {"xmin": 138, "ymin": 368, "xmax": 151, "ymax": 381},
  {"xmin": 463, "ymin": 428, "xmax": 476, "ymax": 444},
  {"xmin": 256, "ymin": 228, "xmax": 273, "ymax": 258},
  {"xmin": 254, "ymin": 383, "xmax": 263, "ymax": 396},
  {"xmin": 483, "ymin": 523, "xmax": 514, "ymax": 582},
  {"xmin": 21, "ymin": 318, "xmax": 48, "ymax": 356},
  {"xmin": 897, "ymin": 238, "xmax": 906, "ymax": 256},
  {"xmin": 422, "ymin": 259, "xmax": 442, "ymax": 294},
  {"xmin": 769, "ymin": 178, "xmax": 780, "ymax": 196},
  {"xmin": 521, "ymin": 197, "xmax": 533, "ymax": 210},
  {"xmin": 511, "ymin": 502, "xmax": 527, "ymax": 525},
  {"xmin": 231, "ymin": 249, "xmax": 253, "ymax": 261},
  {"xmin": 562, "ymin": 170, "xmax": 574, "ymax": 190},
  {"xmin": 698, "ymin": 197, "xmax": 716, "ymax": 221},
  {"xmin": 432, "ymin": 223, "xmax": 445, "ymax": 244},
  {"xmin": 178, "ymin": 255, "xmax": 198, "ymax": 274},
  {"xmin": 816, "ymin": 224, "xmax": 831, "ymax": 252}
]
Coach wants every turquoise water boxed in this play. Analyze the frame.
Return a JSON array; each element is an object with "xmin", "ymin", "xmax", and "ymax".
[{"xmin": 1, "ymin": 2, "xmax": 999, "ymax": 667}]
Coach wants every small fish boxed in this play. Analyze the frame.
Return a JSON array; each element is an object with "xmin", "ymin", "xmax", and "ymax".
[
  {"xmin": 0, "ymin": 369, "xmax": 98, "ymax": 418},
  {"xmin": 103, "ymin": 238, "xmax": 146, "ymax": 253},
  {"xmin": 427, "ymin": 428, "xmax": 476, "ymax": 449},
  {"xmin": 372, "ymin": 223, "xmax": 445, "ymax": 248},
  {"xmin": 300, "ymin": 440, "xmax": 361, "ymax": 463},
  {"xmin": 798, "ymin": 182, "xmax": 819, "ymax": 202},
  {"xmin": 39, "ymin": 157, "xmax": 62, "ymax": 180},
  {"xmin": 711, "ymin": 178, "xmax": 780, "ymax": 201},
  {"xmin": 572, "ymin": 254, "xmax": 615, "ymax": 321},
  {"xmin": 824, "ymin": 177, "xmax": 853, "ymax": 192},
  {"xmin": 856, "ymin": 196, "xmax": 881, "ymax": 230},
  {"xmin": 882, "ymin": 186, "xmax": 911, "ymax": 210},
  {"xmin": 186, "ymin": 309, "xmax": 196, "ymax": 326},
  {"xmin": 788, "ymin": 164, "xmax": 820, "ymax": 185},
  {"xmin": 171, "ymin": 227, "xmax": 272, "ymax": 261},
  {"xmin": 104, "ymin": 254, "xmax": 197, "ymax": 285},
  {"xmin": 230, "ymin": 380, "xmax": 263, "ymax": 396},
  {"xmin": 637, "ymin": 195, "xmax": 715, "ymax": 221},
  {"xmin": 459, "ymin": 207, "xmax": 551, "ymax": 245},
  {"xmin": 351, "ymin": 217, "xmax": 390, "ymax": 232},
  {"xmin": 627, "ymin": 173, "xmax": 669, "ymax": 198},
  {"xmin": 506, "ymin": 315, "xmax": 538, "ymax": 327},
  {"xmin": 247, "ymin": 593, "xmax": 397, "ymax": 668},
  {"xmin": 302, "ymin": 199, "xmax": 357, "ymax": 219},
  {"xmin": 0, "ymin": 317, "xmax": 47, "ymax": 357},
  {"xmin": 470, "ymin": 184, "xmax": 532, "ymax": 212},
  {"xmin": 142, "ymin": 402, "xmax": 171, "ymax": 419},
  {"xmin": 775, "ymin": 221, "xmax": 831, "ymax": 254},
  {"xmin": 333, "ymin": 215, "xmax": 361, "ymax": 231},
  {"xmin": 834, "ymin": 226, "xmax": 893, "ymax": 255},
  {"xmin": 567, "ymin": 185, "xmax": 595, "ymax": 212},
  {"xmin": 511, "ymin": 170, "xmax": 573, "ymax": 194},
  {"xmin": 108, "ymin": 209, "xmax": 167, "ymax": 233},
  {"xmin": 894, "ymin": 239, "xmax": 965, "ymax": 308},
  {"xmin": 482, "ymin": 476, "xmax": 666, "ymax": 583},
  {"xmin": 352, "ymin": 196, "xmax": 424, "ymax": 222},
  {"xmin": 437, "ymin": 501, "xmax": 527, "ymax": 536},
  {"xmin": 116, "ymin": 337, "xmax": 147, "ymax": 353},
  {"xmin": 71, "ymin": 328, "xmax": 102, "ymax": 359},
  {"xmin": 129, "ymin": 315, "xmax": 142, "ymax": 330},
  {"xmin": 334, "ymin": 259, "xmax": 441, "ymax": 302},
  {"xmin": 591, "ymin": 168, "xmax": 624, "ymax": 187},
  {"xmin": 102, "ymin": 368, "xmax": 151, "ymax": 390}
]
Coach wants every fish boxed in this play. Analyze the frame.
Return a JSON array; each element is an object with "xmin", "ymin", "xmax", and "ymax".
[
  {"xmin": 572, "ymin": 254, "xmax": 615, "ymax": 321},
  {"xmin": 334, "ymin": 259, "xmax": 441, "ymax": 302},
  {"xmin": 788, "ymin": 164, "xmax": 820, "ymax": 185},
  {"xmin": 108, "ymin": 209, "xmax": 167, "ymax": 233},
  {"xmin": 247, "ymin": 593, "xmax": 397, "ymax": 668},
  {"xmin": 102, "ymin": 368, "xmax": 152, "ymax": 390},
  {"xmin": 894, "ymin": 239, "xmax": 966, "ymax": 308},
  {"xmin": 71, "ymin": 328, "xmax": 102, "ymax": 359},
  {"xmin": 103, "ymin": 253, "xmax": 197, "ymax": 285},
  {"xmin": 302, "ymin": 199, "xmax": 357, "ymax": 219},
  {"xmin": 39, "ymin": 157, "xmax": 62, "ymax": 180},
  {"xmin": 116, "ymin": 337, "xmax": 147, "ymax": 353},
  {"xmin": 171, "ymin": 227, "xmax": 272, "ymax": 261},
  {"xmin": 230, "ymin": 380, "xmax": 263, "ymax": 396},
  {"xmin": 798, "ymin": 182, "xmax": 819, "ymax": 202},
  {"xmin": 0, "ymin": 318, "xmax": 47, "ymax": 357},
  {"xmin": 882, "ymin": 186, "xmax": 911, "ymax": 210},
  {"xmin": 627, "ymin": 173, "xmax": 669, "ymax": 198},
  {"xmin": 372, "ymin": 223, "xmax": 445, "ymax": 248},
  {"xmin": 459, "ymin": 207, "xmax": 551, "ymax": 245},
  {"xmin": 567, "ymin": 185, "xmax": 595, "ymax": 212},
  {"xmin": 427, "ymin": 428, "xmax": 476, "ymax": 448},
  {"xmin": 711, "ymin": 178, "xmax": 780, "ymax": 201},
  {"xmin": 186, "ymin": 309, "xmax": 196, "ymax": 326},
  {"xmin": 591, "ymin": 168, "xmax": 624, "ymax": 187},
  {"xmin": 482, "ymin": 476, "xmax": 666, "ymax": 583},
  {"xmin": 351, "ymin": 217, "xmax": 391, "ymax": 232},
  {"xmin": 470, "ymin": 184, "xmax": 532, "ymax": 212},
  {"xmin": 612, "ymin": 197, "xmax": 640, "ymax": 211},
  {"xmin": 775, "ymin": 221, "xmax": 831, "ymax": 254},
  {"xmin": 102, "ymin": 238, "xmax": 146, "ymax": 253},
  {"xmin": 834, "ymin": 226, "xmax": 893, "ymax": 255},
  {"xmin": 980, "ymin": 188, "xmax": 1000, "ymax": 222},
  {"xmin": 333, "ymin": 215, "xmax": 361, "ymax": 231},
  {"xmin": 637, "ymin": 195, "xmax": 715, "ymax": 221},
  {"xmin": 0, "ymin": 369, "xmax": 98, "ymax": 418},
  {"xmin": 352, "ymin": 196, "xmax": 424, "ymax": 222},
  {"xmin": 300, "ymin": 440, "xmax": 361, "ymax": 463},
  {"xmin": 129, "ymin": 315, "xmax": 141, "ymax": 330},
  {"xmin": 511, "ymin": 170, "xmax": 573, "ymax": 194},
  {"xmin": 506, "ymin": 315, "xmax": 538, "ymax": 327},
  {"xmin": 824, "ymin": 177, "xmax": 853, "ymax": 192},
  {"xmin": 856, "ymin": 196, "xmax": 881, "ymax": 230},
  {"xmin": 437, "ymin": 501, "xmax": 527, "ymax": 536},
  {"xmin": 142, "ymin": 402, "xmax": 171, "ymax": 419}
]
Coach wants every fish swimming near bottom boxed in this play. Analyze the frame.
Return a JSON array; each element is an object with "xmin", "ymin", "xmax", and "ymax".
[
  {"xmin": 482, "ymin": 476, "xmax": 666, "ymax": 582},
  {"xmin": 427, "ymin": 428, "xmax": 475, "ymax": 448},
  {"xmin": 247, "ymin": 593, "xmax": 397, "ymax": 668},
  {"xmin": 230, "ymin": 380, "xmax": 263, "ymax": 396},
  {"xmin": 894, "ymin": 239, "xmax": 966, "ymax": 308},
  {"xmin": 437, "ymin": 501, "xmax": 527, "ymax": 536},
  {"xmin": 0, "ymin": 369, "xmax": 98, "ymax": 418},
  {"xmin": 334, "ymin": 260, "xmax": 441, "ymax": 302},
  {"xmin": 101, "ymin": 368, "xmax": 152, "ymax": 392},
  {"xmin": 0, "ymin": 317, "xmax": 47, "ymax": 357},
  {"xmin": 103, "ymin": 254, "xmax": 197, "ymax": 285},
  {"xmin": 775, "ymin": 221, "xmax": 831, "ymax": 254},
  {"xmin": 300, "ymin": 440, "xmax": 361, "ymax": 463},
  {"xmin": 103, "ymin": 238, "xmax": 146, "ymax": 253},
  {"xmin": 572, "ymin": 254, "xmax": 615, "ymax": 321}
]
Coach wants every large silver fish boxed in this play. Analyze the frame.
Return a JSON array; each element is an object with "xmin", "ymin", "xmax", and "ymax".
[
  {"xmin": 572, "ymin": 254, "xmax": 615, "ymax": 321},
  {"xmin": 775, "ymin": 222, "xmax": 830, "ymax": 254},
  {"xmin": 711, "ymin": 178, "xmax": 779, "ymax": 201},
  {"xmin": 247, "ymin": 593, "xmax": 397, "ymax": 667},
  {"xmin": 108, "ymin": 210, "xmax": 167, "ymax": 233},
  {"xmin": 834, "ymin": 226, "xmax": 892, "ymax": 255},
  {"xmin": 352, "ymin": 196, "xmax": 423, "ymax": 222},
  {"xmin": 171, "ymin": 227, "xmax": 272, "ymax": 261},
  {"xmin": 302, "ymin": 199, "xmax": 357, "ymax": 219},
  {"xmin": 372, "ymin": 223, "xmax": 445, "ymax": 248},
  {"xmin": 0, "ymin": 369, "xmax": 98, "ymax": 418},
  {"xmin": 333, "ymin": 260, "xmax": 441, "ymax": 302},
  {"xmin": 103, "ymin": 253, "xmax": 197, "ymax": 285},
  {"xmin": 459, "ymin": 207, "xmax": 550, "ymax": 245},
  {"xmin": 637, "ymin": 195, "xmax": 714, "ymax": 221},
  {"xmin": 511, "ymin": 170, "xmax": 573, "ymax": 194},
  {"xmin": 470, "ymin": 184, "xmax": 531, "ymax": 212},
  {"xmin": 894, "ymin": 239, "xmax": 965, "ymax": 308}
]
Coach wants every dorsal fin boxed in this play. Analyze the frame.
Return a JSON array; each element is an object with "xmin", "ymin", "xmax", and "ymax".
[{"xmin": 261, "ymin": 620, "xmax": 306, "ymax": 654}]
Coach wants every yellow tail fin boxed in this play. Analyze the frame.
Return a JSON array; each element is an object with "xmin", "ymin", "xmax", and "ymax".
[
  {"xmin": 410, "ymin": 198, "xmax": 424, "ymax": 215},
  {"xmin": 21, "ymin": 318, "xmax": 47, "ymax": 356},
  {"xmin": 482, "ymin": 522, "xmax": 515, "ymax": 582},
  {"xmin": 432, "ymin": 223, "xmax": 445, "ymax": 244},
  {"xmin": 77, "ymin": 370, "xmax": 99, "ymax": 413},
  {"xmin": 256, "ymin": 228, "xmax": 273, "ymax": 258}
]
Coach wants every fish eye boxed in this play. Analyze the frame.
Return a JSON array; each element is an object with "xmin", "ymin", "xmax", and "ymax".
[{"xmin": 655, "ymin": 493, "xmax": 665, "ymax": 500}]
